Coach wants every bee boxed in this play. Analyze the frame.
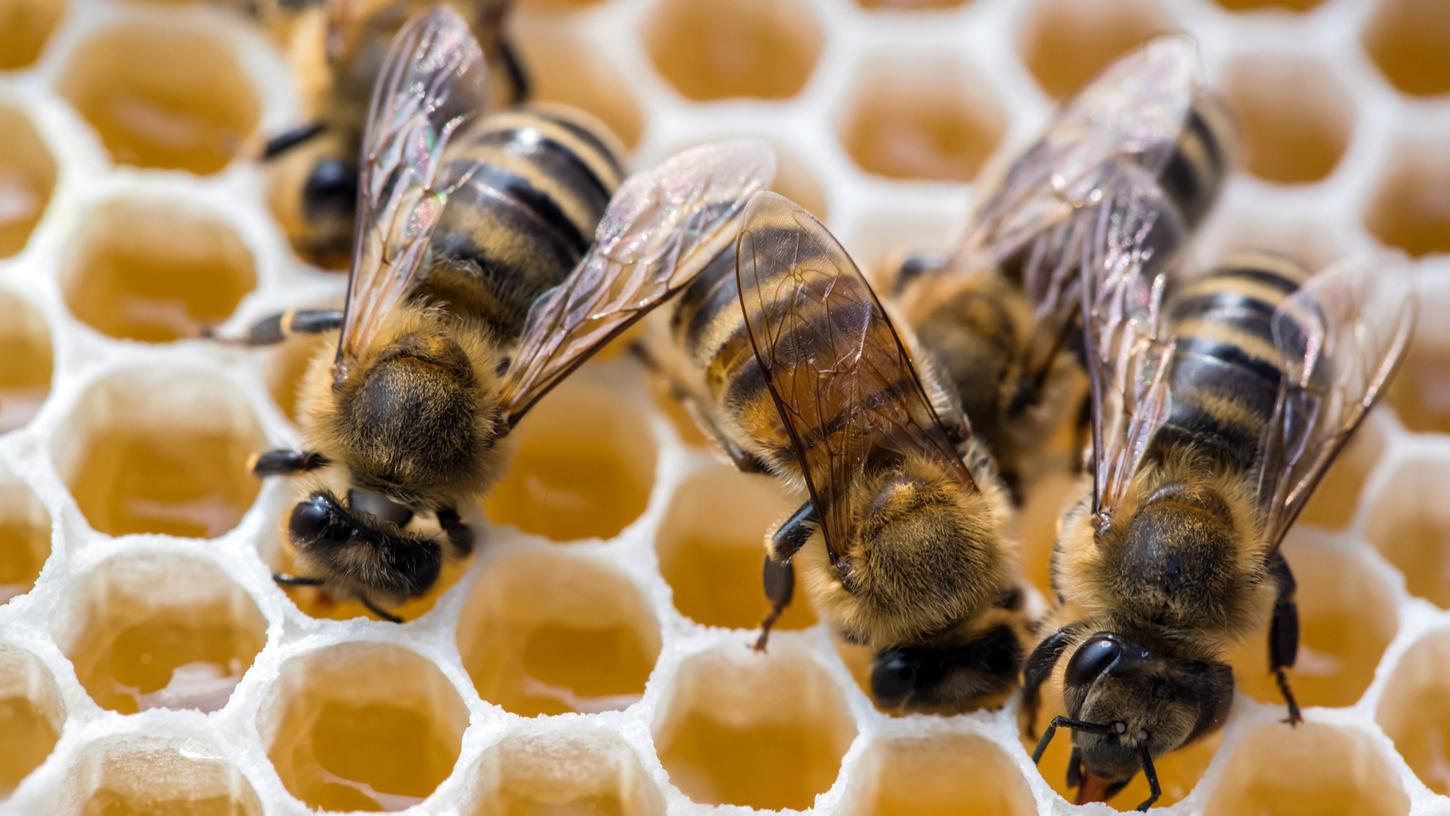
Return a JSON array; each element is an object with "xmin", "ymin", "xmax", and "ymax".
[
  {"xmin": 1022, "ymin": 171, "xmax": 1416, "ymax": 810},
  {"xmin": 215, "ymin": 7, "xmax": 775, "ymax": 621},
  {"xmin": 889, "ymin": 36, "xmax": 1234, "ymax": 497},
  {"xmin": 639, "ymin": 190, "xmax": 1028, "ymax": 713},
  {"xmin": 260, "ymin": 0, "xmax": 529, "ymax": 266}
]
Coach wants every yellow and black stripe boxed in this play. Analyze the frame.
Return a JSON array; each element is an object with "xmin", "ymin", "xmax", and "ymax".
[
  {"xmin": 1158, "ymin": 90, "xmax": 1234, "ymax": 232},
  {"xmin": 421, "ymin": 105, "xmax": 625, "ymax": 343}
]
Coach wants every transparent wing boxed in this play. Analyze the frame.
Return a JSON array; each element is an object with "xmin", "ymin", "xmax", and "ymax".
[
  {"xmin": 1256, "ymin": 255, "xmax": 1417, "ymax": 550},
  {"xmin": 334, "ymin": 5, "xmax": 490, "ymax": 379},
  {"xmin": 735, "ymin": 191, "xmax": 977, "ymax": 565},
  {"xmin": 1081, "ymin": 169, "xmax": 1183, "ymax": 521},
  {"xmin": 498, "ymin": 139, "xmax": 777, "ymax": 423}
]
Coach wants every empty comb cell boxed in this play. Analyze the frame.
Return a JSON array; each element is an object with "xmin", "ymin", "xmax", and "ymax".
[
  {"xmin": 1203, "ymin": 722, "xmax": 1409, "ymax": 816},
  {"xmin": 0, "ymin": 290, "xmax": 52, "ymax": 434},
  {"xmin": 62, "ymin": 737, "xmax": 261, "ymax": 816},
  {"xmin": 643, "ymin": 0, "xmax": 823, "ymax": 102},
  {"xmin": 1376, "ymin": 630, "xmax": 1450, "ymax": 795},
  {"xmin": 261, "ymin": 643, "xmax": 468, "ymax": 812},
  {"xmin": 1018, "ymin": 0, "xmax": 1177, "ymax": 100},
  {"xmin": 1221, "ymin": 54, "xmax": 1353, "ymax": 185},
  {"xmin": 0, "ymin": 103, "xmax": 55, "ymax": 258},
  {"xmin": 654, "ymin": 646, "xmax": 856, "ymax": 810},
  {"xmin": 846, "ymin": 734, "xmax": 1036, "ymax": 816},
  {"xmin": 656, "ymin": 466, "xmax": 815, "ymax": 631},
  {"xmin": 0, "ymin": 0, "xmax": 64, "ymax": 70},
  {"xmin": 467, "ymin": 727, "xmax": 666, "ymax": 815},
  {"xmin": 0, "ymin": 475, "xmax": 49, "ymax": 604},
  {"xmin": 457, "ymin": 552, "xmax": 659, "ymax": 717},
  {"xmin": 1364, "ymin": 454, "xmax": 1450, "ymax": 608},
  {"xmin": 0, "ymin": 644, "xmax": 63, "ymax": 797}
]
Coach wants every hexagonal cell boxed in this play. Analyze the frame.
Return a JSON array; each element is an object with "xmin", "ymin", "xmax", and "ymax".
[
  {"xmin": 656, "ymin": 466, "xmax": 815, "ymax": 631},
  {"xmin": 839, "ymin": 54, "xmax": 1006, "ymax": 183},
  {"xmin": 0, "ymin": 644, "xmax": 63, "ymax": 796},
  {"xmin": 62, "ymin": 736, "xmax": 261, "ymax": 815},
  {"xmin": 485, "ymin": 378, "xmax": 655, "ymax": 542},
  {"xmin": 61, "ymin": 198, "xmax": 255, "ymax": 343},
  {"xmin": 643, "ymin": 0, "xmax": 824, "ymax": 102},
  {"xmin": 1363, "ymin": 0, "xmax": 1450, "ymax": 98},
  {"xmin": 53, "ymin": 369, "xmax": 264, "ymax": 538},
  {"xmin": 467, "ymin": 727, "xmax": 666, "ymax": 815},
  {"xmin": 1364, "ymin": 137, "xmax": 1450, "ymax": 258},
  {"xmin": 1229, "ymin": 535, "xmax": 1397, "ymax": 709},
  {"xmin": 0, "ymin": 0, "xmax": 64, "ymax": 70},
  {"xmin": 1214, "ymin": 0, "xmax": 1320, "ymax": 10},
  {"xmin": 654, "ymin": 646, "xmax": 856, "ymax": 810},
  {"xmin": 1018, "ymin": 0, "xmax": 1178, "ymax": 100},
  {"xmin": 261, "ymin": 643, "xmax": 468, "ymax": 812},
  {"xmin": 1202, "ymin": 722, "xmax": 1408, "ymax": 815},
  {"xmin": 1297, "ymin": 414, "xmax": 1386, "ymax": 531},
  {"xmin": 1387, "ymin": 311, "xmax": 1450, "ymax": 434},
  {"xmin": 1376, "ymin": 630, "xmax": 1450, "ymax": 794},
  {"xmin": 0, "ymin": 104, "xmax": 55, "ymax": 258},
  {"xmin": 514, "ymin": 29, "xmax": 643, "ymax": 149},
  {"xmin": 458, "ymin": 552, "xmax": 659, "ymax": 717},
  {"xmin": 55, "ymin": 553, "xmax": 266, "ymax": 714},
  {"xmin": 1220, "ymin": 54, "xmax": 1353, "ymax": 185},
  {"xmin": 1364, "ymin": 455, "xmax": 1450, "ymax": 608},
  {"xmin": 844, "ymin": 733, "xmax": 1036, "ymax": 815},
  {"xmin": 56, "ymin": 21, "xmax": 260, "ymax": 174},
  {"xmin": 0, "ymin": 475, "xmax": 49, "ymax": 605},
  {"xmin": 0, "ymin": 290, "xmax": 52, "ymax": 434}
]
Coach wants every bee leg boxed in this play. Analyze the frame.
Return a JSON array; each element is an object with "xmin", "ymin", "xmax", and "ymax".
[
  {"xmin": 1268, "ymin": 553, "xmax": 1303, "ymax": 725},
  {"xmin": 361, "ymin": 596, "xmax": 405, "ymax": 624},
  {"xmin": 272, "ymin": 572, "xmax": 325, "ymax": 587},
  {"xmin": 1135, "ymin": 744, "xmax": 1161, "ymax": 811},
  {"xmin": 768, "ymin": 501, "xmax": 818, "ymax": 564},
  {"xmin": 885, "ymin": 250, "xmax": 949, "ymax": 297},
  {"xmin": 249, "ymin": 449, "xmax": 329, "ymax": 478},
  {"xmin": 1022, "ymin": 624, "xmax": 1084, "ymax": 738},
  {"xmin": 436, "ymin": 505, "xmax": 475, "ymax": 557},
  {"xmin": 752, "ymin": 556, "xmax": 794, "ymax": 652},
  {"xmin": 204, "ymin": 308, "xmax": 343, "ymax": 346},
  {"xmin": 628, "ymin": 342, "xmax": 770, "ymax": 474},
  {"xmin": 261, "ymin": 121, "xmax": 327, "ymax": 160},
  {"xmin": 498, "ymin": 39, "xmax": 531, "ymax": 103}
]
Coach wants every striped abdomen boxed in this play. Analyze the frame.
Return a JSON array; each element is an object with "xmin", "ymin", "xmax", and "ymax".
[
  {"xmin": 421, "ymin": 105, "xmax": 625, "ymax": 344},
  {"xmin": 1147, "ymin": 252, "xmax": 1310, "ymax": 474},
  {"xmin": 1157, "ymin": 90, "xmax": 1234, "ymax": 233}
]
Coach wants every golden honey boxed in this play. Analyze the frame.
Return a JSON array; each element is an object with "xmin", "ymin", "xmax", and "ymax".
[
  {"xmin": 470, "ymin": 730, "xmax": 664, "ymax": 816},
  {"xmin": 514, "ymin": 28, "xmax": 643, "ymax": 149},
  {"xmin": 1388, "ymin": 342, "xmax": 1450, "ymax": 435},
  {"xmin": 841, "ymin": 63, "xmax": 1004, "ymax": 183},
  {"xmin": 1378, "ymin": 634, "xmax": 1450, "ymax": 795},
  {"xmin": 56, "ymin": 22, "xmax": 260, "ymax": 174},
  {"xmin": 0, "ymin": 646, "xmax": 62, "ymax": 797},
  {"xmin": 266, "ymin": 645, "xmax": 467, "ymax": 813},
  {"xmin": 1225, "ymin": 60, "xmax": 1349, "ymax": 185},
  {"xmin": 0, "ymin": 0, "xmax": 63, "ymax": 70},
  {"xmin": 1204, "ymin": 722, "xmax": 1409, "ymax": 816},
  {"xmin": 0, "ymin": 104, "xmax": 55, "ymax": 258},
  {"xmin": 267, "ymin": 331, "xmax": 332, "ymax": 425},
  {"xmin": 0, "ymin": 292, "xmax": 52, "ymax": 434},
  {"xmin": 63, "ymin": 201, "xmax": 255, "ymax": 343},
  {"xmin": 458, "ymin": 555, "xmax": 658, "ymax": 716},
  {"xmin": 643, "ymin": 0, "xmax": 822, "ymax": 101},
  {"xmin": 1365, "ymin": 461, "xmax": 1450, "ymax": 608},
  {"xmin": 81, "ymin": 788, "xmax": 260, "ymax": 816},
  {"xmin": 485, "ymin": 380, "xmax": 654, "ymax": 542},
  {"xmin": 1363, "ymin": 0, "xmax": 1450, "ymax": 97},
  {"xmin": 657, "ymin": 467, "xmax": 815, "ymax": 631},
  {"xmin": 856, "ymin": 735, "xmax": 1035, "ymax": 816},
  {"xmin": 1021, "ymin": 0, "xmax": 1173, "ymax": 100},
  {"xmin": 1366, "ymin": 150, "xmax": 1450, "ymax": 258},
  {"xmin": 0, "ymin": 486, "xmax": 48, "ymax": 604},
  {"xmin": 1298, "ymin": 421, "xmax": 1383, "ymax": 531}
]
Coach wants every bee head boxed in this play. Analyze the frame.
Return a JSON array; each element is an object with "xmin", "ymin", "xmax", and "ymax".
[
  {"xmin": 869, "ymin": 621, "xmax": 1024, "ymax": 713},
  {"xmin": 287, "ymin": 489, "xmax": 442, "ymax": 605}
]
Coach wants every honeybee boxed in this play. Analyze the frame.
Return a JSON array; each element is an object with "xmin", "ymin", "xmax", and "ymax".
[
  {"xmin": 639, "ymin": 190, "xmax": 1028, "ymax": 713},
  {"xmin": 216, "ymin": 7, "xmax": 775, "ymax": 621},
  {"xmin": 1022, "ymin": 171, "xmax": 1416, "ymax": 809},
  {"xmin": 260, "ymin": 0, "xmax": 528, "ymax": 266},
  {"xmin": 890, "ymin": 36, "xmax": 1233, "ymax": 497}
]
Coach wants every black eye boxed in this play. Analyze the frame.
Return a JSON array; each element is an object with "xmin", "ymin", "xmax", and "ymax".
[
  {"xmin": 289, "ymin": 493, "xmax": 338, "ymax": 544},
  {"xmin": 1065, "ymin": 635, "xmax": 1121, "ymax": 687},
  {"xmin": 303, "ymin": 158, "xmax": 358, "ymax": 219},
  {"xmin": 870, "ymin": 653, "xmax": 917, "ymax": 706}
]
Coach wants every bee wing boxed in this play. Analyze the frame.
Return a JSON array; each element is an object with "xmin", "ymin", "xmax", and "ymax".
[
  {"xmin": 334, "ymin": 5, "xmax": 490, "ymax": 378},
  {"xmin": 498, "ymin": 140, "xmax": 777, "ymax": 423},
  {"xmin": 1081, "ymin": 169, "xmax": 1182, "ymax": 520},
  {"xmin": 736, "ymin": 191, "xmax": 977, "ymax": 567},
  {"xmin": 1256, "ymin": 255, "xmax": 1417, "ymax": 550}
]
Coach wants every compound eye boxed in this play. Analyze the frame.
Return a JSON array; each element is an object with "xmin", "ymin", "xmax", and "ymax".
[
  {"xmin": 302, "ymin": 157, "xmax": 358, "ymax": 219},
  {"xmin": 870, "ymin": 652, "xmax": 917, "ymax": 707},
  {"xmin": 1065, "ymin": 635, "xmax": 1122, "ymax": 687},
  {"xmin": 289, "ymin": 493, "xmax": 336, "ymax": 544}
]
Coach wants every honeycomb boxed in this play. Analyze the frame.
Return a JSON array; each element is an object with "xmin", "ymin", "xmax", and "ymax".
[{"xmin": 0, "ymin": 0, "xmax": 1447, "ymax": 814}]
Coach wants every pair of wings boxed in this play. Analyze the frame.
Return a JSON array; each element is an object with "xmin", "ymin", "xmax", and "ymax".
[
  {"xmin": 332, "ymin": 7, "xmax": 776, "ymax": 425},
  {"xmin": 1080, "ymin": 171, "xmax": 1417, "ymax": 551},
  {"xmin": 899, "ymin": 35, "xmax": 1201, "ymax": 398}
]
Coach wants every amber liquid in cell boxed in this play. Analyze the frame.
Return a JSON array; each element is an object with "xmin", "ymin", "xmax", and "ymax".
[
  {"xmin": 842, "ymin": 87, "xmax": 1001, "ymax": 183},
  {"xmin": 1206, "ymin": 731, "xmax": 1405, "ymax": 816},
  {"xmin": 0, "ymin": 516, "xmax": 47, "ymax": 603},
  {"xmin": 268, "ymin": 333, "xmax": 330, "ymax": 425},
  {"xmin": 863, "ymin": 741, "xmax": 1032, "ymax": 816},
  {"xmin": 1363, "ymin": 0, "xmax": 1450, "ymax": 97},
  {"xmin": 856, "ymin": 0, "xmax": 969, "ymax": 9},
  {"xmin": 1297, "ymin": 428, "xmax": 1379, "ymax": 530},
  {"xmin": 497, "ymin": 793, "xmax": 627, "ymax": 816},
  {"xmin": 1022, "ymin": 6, "xmax": 1168, "ymax": 99},
  {"xmin": 1383, "ymin": 669, "xmax": 1450, "ymax": 795},
  {"xmin": 1388, "ymin": 349, "xmax": 1450, "ymax": 434},
  {"xmin": 69, "ymin": 425, "xmax": 259, "ymax": 538},
  {"xmin": 0, "ymin": 317, "xmax": 51, "ymax": 433},
  {"xmin": 646, "ymin": 0, "xmax": 818, "ymax": 101},
  {"xmin": 485, "ymin": 431, "xmax": 651, "ymax": 542},
  {"xmin": 1371, "ymin": 515, "xmax": 1450, "ymax": 608},
  {"xmin": 465, "ymin": 617, "xmax": 656, "ymax": 717},
  {"xmin": 0, "ymin": 114, "xmax": 55, "ymax": 258},
  {"xmin": 82, "ymin": 790, "xmax": 258, "ymax": 816},
  {"xmin": 0, "ymin": 695, "xmax": 59, "ymax": 795},
  {"xmin": 658, "ymin": 709, "xmax": 844, "ymax": 811},
  {"xmin": 1233, "ymin": 598, "xmax": 1389, "ymax": 709},
  {"xmin": 1367, "ymin": 170, "xmax": 1450, "ymax": 258},
  {"xmin": 1215, "ymin": 0, "xmax": 1320, "ymax": 10},
  {"xmin": 0, "ymin": 0, "xmax": 63, "ymax": 70},
  {"xmin": 662, "ymin": 531, "xmax": 815, "ymax": 631},
  {"xmin": 1232, "ymin": 84, "xmax": 1346, "ymax": 184}
]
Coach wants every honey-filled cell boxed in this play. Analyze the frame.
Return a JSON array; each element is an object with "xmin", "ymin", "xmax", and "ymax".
[
  {"xmin": 513, "ymin": 30, "xmax": 643, "ymax": 150},
  {"xmin": 485, "ymin": 378, "xmax": 655, "ymax": 542},
  {"xmin": 457, "ymin": 552, "xmax": 659, "ymax": 716},
  {"xmin": 0, "ymin": 644, "xmax": 64, "ymax": 796},
  {"xmin": 643, "ymin": 0, "xmax": 823, "ymax": 102},
  {"xmin": 1019, "ymin": 0, "xmax": 1177, "ymax": 100},
  {"xmin": 262, "ymin": 643, "xmax": 467, "ymax": 812},
  {"xmin": 62, "ymin": 199, "xmax": 255, "ymax": 344},
  {"xmin": 1297, "ymin": 415, "xmax": 1385, "ymax": 531},
  {"xmin": 1363, "ymin": 0, "xmax": 1450, "ymax": 98},
  {"xmin": 846, "ymin": 734, "xmax": 1035, "ymax": 816},
  {"xmin": 56, "ymin": 21, "xmax": 260, "ymax": 174},
  {"xmin": 1203, "ymin": 722, "xmax": 1408, "ymax": 816},
  {"xmin": 0, "ymin": 477, "xmax": 50, "ymax": 604},
  {"xmin": 1364, "ymin": 139, "xmax": 1450, "ymax": 258},
  {"xmin": 56, "ymin": 371, "xmax": 263, "ymax": 539},
  {"xmin": 1376, "ymin": 631, "xmax": 1450, "ymax": 795},
  {"xmin": 1221, "ymin": 55, "xmax": 1352, "ymax": 185},
  {"xmin": 264, "ymin": 328, "xmax": 330, "ymax": 426},
  {"xmin": 1364, "ymin": 456, "xmax": 1450, "ymax": 608},
  {"xmin": 58, "ymin": 555, "xmax": 266, "ymax": 714},
  {"xmin": 468, "ymin": 728, "xmax": 666, "ymax": 816},
  {"xmin": 1229, "ymin": 536, "xmax": 1397, "ymax": 709},
  {"xmin": 65, "ymin": 737, "xmax": 261, "ymax": 816},
  {"xmin": 656, "ymin": 466, "xmax": 815, "ymax": 631},
  {"xmin": 0, "ymin": 291, "xmax": 52, "ymax": 434},
  {"xmin": 654, "ymin": 647, "xmax": 855, "ymax": 810},
  {"xmin": 0, "ymin": 0, "xmax": 64, "ymax": 70},
  {"xmin": 839, "ymin": 56, "xmax": 1005, "ymax": 183},
  {"xmin": 0, "ymin": 104, "xmax": 56, "ymax": 257},
  {"xmin": 1387, "ymin": 322, "xmax": 1450, "ymax": 435}
]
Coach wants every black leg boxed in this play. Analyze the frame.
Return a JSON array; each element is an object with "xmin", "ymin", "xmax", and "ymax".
[
  {"xmin": 1136, "ymin": 744, "xmax": 1161, "ymax": 811},
  {"xmin": 261, "ymin": 122, "xmax": 327, "ymax": 160},
  {"xmin": 362, "ymin": 596, "xmax": 404, "ymax": 624},
  {"xmin": 1022, "ymin": 624, "xmax": 1083, "ymax": 738},
  {"xmin": 753, "ymin": 556, "xmax": 794, "ymax": 652},
  {"xmin": 1032, "ymin": 715, "xmax": 1115, "ymax": 765},
  {"xmin": 498, "ymin": 39, "xmax": 531, "ymax": 103},
  {"xmin": 769, "ymin": 501, "xmax": 819, "ymax": 563},
  {"xmin": 249, "ymin": 449, "xmax": 330, "ymax": 478},
  {"xmin": 273, "ymin": 572, "xmax": 325, "ymax": 587},
  {"xmin": 1268, "ymin": 553, "xmax": 1303, "ymax": 725},
  {"xmin": 436, "ymin": 505, "xmax": 474, "ymax": 557},
  {"xmin": 204, "ymin": 308, "xmax": 343, "ymax": 346}
]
